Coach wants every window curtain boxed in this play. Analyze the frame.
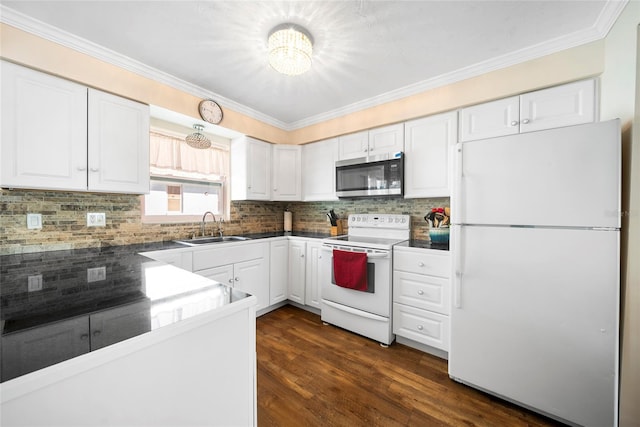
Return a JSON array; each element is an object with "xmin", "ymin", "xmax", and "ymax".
[{"xmin": 149, "ymin": 131, "xmax": 229, "ymax": 181}]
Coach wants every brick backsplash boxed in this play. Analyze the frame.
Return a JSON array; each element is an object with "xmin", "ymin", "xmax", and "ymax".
[{"xmin": 0, "ymin": 188, "xmax": 449, "ymax": 254}]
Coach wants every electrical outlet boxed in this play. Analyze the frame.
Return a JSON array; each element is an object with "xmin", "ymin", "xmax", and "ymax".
[
  {"xmin": 87, "ymin": 266, "xmax": 107, "ymax": 283},
  {"xmin": 87, "ymin": 212, "xmax": 106, "ymax": 227},
  {"xmin": 28, "ymin": 274, "xmax": 43, "ymax": 292},
  {"xmin": 27, "ymin": 213, "xmax": 42, "ymax": 230}
]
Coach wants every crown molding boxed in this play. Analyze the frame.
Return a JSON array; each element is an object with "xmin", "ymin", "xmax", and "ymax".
[
  {"xmin": 288, "ymin": 0, "xmax": 628, "ymax": 130},
  {"xmin": 0, "ymin": 5, "xmax": 289, "ymax": 130},
  {"xmin": 1, "ymin": 1, "xmax": 627, "ymax": 132}
]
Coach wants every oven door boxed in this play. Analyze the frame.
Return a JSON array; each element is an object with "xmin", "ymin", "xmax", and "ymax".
[{"xmin": 320, "ymin": 244, "xmax": 392, "ymax": 317}]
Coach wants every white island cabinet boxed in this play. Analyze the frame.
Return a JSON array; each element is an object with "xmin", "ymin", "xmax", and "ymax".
[{"xmin": 0, "ymin": 264, "xmax": 257, "ymax": 427}]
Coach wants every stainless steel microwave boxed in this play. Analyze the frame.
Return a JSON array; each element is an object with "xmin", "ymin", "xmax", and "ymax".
[{"xmin": 335, "ymin": 153, "xmax": 404, "ymax": 198}]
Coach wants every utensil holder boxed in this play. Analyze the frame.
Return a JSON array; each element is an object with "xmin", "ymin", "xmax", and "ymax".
[{"xmin": 330, "ymin": 220, "xmax": 344, "ymax": 236}]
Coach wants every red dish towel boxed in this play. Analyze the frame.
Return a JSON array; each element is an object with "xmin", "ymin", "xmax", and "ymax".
[{"xmin": 333, "ymin": 249, "xmax": 368, "ymax": 292}]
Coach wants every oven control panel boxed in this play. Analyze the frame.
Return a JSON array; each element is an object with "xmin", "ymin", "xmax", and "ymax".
[{"xmin": 348, "ymin": 214, "xmax": 410, "ymax": 229}]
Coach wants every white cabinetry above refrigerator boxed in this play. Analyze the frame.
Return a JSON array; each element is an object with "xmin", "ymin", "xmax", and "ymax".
[{"xmin": 459, "ymin": 79, "xmax": 595, "ymax": 142}]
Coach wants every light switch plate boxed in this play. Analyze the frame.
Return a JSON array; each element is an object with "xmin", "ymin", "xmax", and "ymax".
[
  {"xmin": 27, "ymin": 213, "xmax": 42, "ymax": 230},
  {"xmin": 87, "ymin": 212, "xmax": 106, "ymax": 227},
  {"xmin": 28, "ymin": 274, "xmax": 43, "ymax": 292},
  {"xmin": 87, "ymin": 266, "xmax": 107, "ymax": 283}
]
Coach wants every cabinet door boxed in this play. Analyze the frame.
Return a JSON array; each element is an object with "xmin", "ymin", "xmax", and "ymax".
[
  {"xmin": 90, "ymin": 299, "xmax": 152, "ymax": 350},
  {"xmin": 247, "ymin": 138, "xmax": 271, "ymax": 200},
  {"xmin": 196, "ymin": 264, "xmax": 234, "ymax": 287},
  {"xmin": 304, "ymin": 242, "xmax": 323, "ymax": 309},
  {"xmin": 1, "ymin": 317, "xmax": 90, "ymax": 382},
  {"xmin": 234, "ymin": 257, "xmax": 269, "ymax": 311},
  {"xmin": 287, "ymin": 240, "xmax": 306, "ymax": 304},
  {"xmin": 88, "ymin": 89, "xmax": 150, "ymax": 194},
  {"xmin": 269, "ymin": 239, "xmax": 289, "ymax": 305},
  {"xmin": 368, "ymin": 123, "xmax": 404, "ymax": 158},
  {"xmin": 459, "ymin": 96, "xmax": 519, "ymax": 142},
  {"xmin": 302, "ymin": 138, "xmax": 338, "ymax": 201},
  {"xmin": 520, "ymin": 79, "xmax": 595, "ymax": 133},
  {"xmin": 338, "ymin": 130, "xmax": 368, "ymax": 160},
  {"xmin": 404, "ymin": 111, "xmax": 457, "ymax": 198},
  {"xmin": 272, "ymin": 145, "xmax": 301, "ymax": 201},
  {"xmin": 1, "ymin": 61, "xmax": 88, "ymax": 191}
]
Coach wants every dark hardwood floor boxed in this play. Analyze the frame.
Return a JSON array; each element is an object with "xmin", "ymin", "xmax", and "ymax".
[{"xmin": 256, "ymin": 305, "xmax": 565, "ymax": 427}]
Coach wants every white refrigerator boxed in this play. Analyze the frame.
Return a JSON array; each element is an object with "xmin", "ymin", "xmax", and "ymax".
[{"xmin": 449, "ymin": 119, "xmax": 620, "ymax": 427}]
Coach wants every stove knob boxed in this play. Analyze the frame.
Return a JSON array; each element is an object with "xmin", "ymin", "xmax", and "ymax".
[
  {"xmin": 401, "ymin": 218, "xmax": 407, "ymax": 223},
  {"xmin": 395, "ymin": 218, "xmax": 400, "ymax": 223},
  {"xmin": 388, "ymin": 217, "xmax": 393, "ymax": 223}
]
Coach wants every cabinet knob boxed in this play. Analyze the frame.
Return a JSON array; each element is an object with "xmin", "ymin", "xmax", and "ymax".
[
  {"xmin": 418, "ymin": 290, "xmax": 424, "ymax": 295},
  {"xmin": 522, "ymin": 118, "xmax": 530, "ymax": 124},
  {"xmin": 234, "ymin": 277, "xmax": 239, "ymax": 281},
  {"xmin": 80, "ymin": 334, "xmax": 89, "ymax": 340},
  {"xmin": 510, "ymin": 121, "xmax": 519, "ymax": 126},
  {"xmin": 93, "ymin": 330, "xmax": 101, "ymax": 337},
  {"xmin": 77, "ymin": 166, "xmax": 87, "ymax": 171},
  {"xmin": 273, "ymin": 188, "xmax": 277, "ymax": 191},
  {"xmin": 228, "ymin": 278, "xmax": 234, "ymax": 284},
  {"xmin": 417, "ymin": 325, "xmax": 424, "ymax": 331},
  {"xmin": 418, "ymin": 262, "xmax": 425, "ymax": 267},
  {"xmin": 363, "ymin": 148, "xmax": 368, "ymax": 152},
  {"xmin": 90, "ymin": 168, "xmax": 99, "ymax": 172},
  {"xmin": 301, "ymin": 254, "xmax": 305, "ymax": 258}
]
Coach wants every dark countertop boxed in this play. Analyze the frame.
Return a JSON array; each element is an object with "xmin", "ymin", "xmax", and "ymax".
[
  {"xmin": 396, "ymin": 239, "xmax": 450, "ymax": 251},
  {"xmin": 0, "ymin": 243, "xmax": 251, "ymax": 383}
]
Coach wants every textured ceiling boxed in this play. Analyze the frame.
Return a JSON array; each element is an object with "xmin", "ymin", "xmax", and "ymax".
[{"xmin": 1, "ymin": 1, "xmax": 622, "ymax": 129}]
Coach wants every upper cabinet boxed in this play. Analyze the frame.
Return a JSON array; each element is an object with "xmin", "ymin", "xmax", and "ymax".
[
  {"xmin": 231, "ymin": 136, "xmax": 272, "ymax": 201},
  {"xmin": 459, "ymin": 79, "xmax": 596, "ymax": 142},
  {"xmin": 338, "ymin": 123, "xmax": 404, "ymax": 160},
  {"xmin": 272, "ymin": 145, "xmax": 302, "ymax": 201},
  {"xmin": 1, "ymin": 61, "xmax": 150, "ymax": 194},
  {"xmin": 302, "ymin": 138, "xmax": 338, "ymax": 201},
  {"xmin": 404, "ymin": 111, "xmax": 457, "ymax": 198}
]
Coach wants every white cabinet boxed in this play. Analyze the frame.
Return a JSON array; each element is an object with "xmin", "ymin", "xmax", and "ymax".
[
  {"xmin": 269, "ymin": 239, "xmax": 288, "ymax": 305},
  {"xmin": 393, "ymin": 246, "xmax": 451, "ymax": 353},
  {"xmin": 288, "ymin": 240, "xmax": 306, "ymax": 304},
  {"xmin": 304, "ymin": 241, "xmax": 324, "ymax": 310},
  {"xmin": 192, "ymin": 242, "xmax": 269, "ymax": 311},
  {"xmin": 1, "ymin": 61, "xmax": 149, "ymax": 193},
  {"xmin": 302, "ymin": 138, "xmax": 338, "ymax": 201},
  {"xmin": 404, "ymin": 111, "xmax": 457, "ymax": 198},
  {"xmin": 141, "ymin": 248, "xmax": 193, "ymax": 271},
  {"xmin": 272, "ymin": 145, "xmax": 302, "ymax": 201},
  {"xmin": 231, "ymin": 136, "xmax": 272, "ymax": 200},
  {"xmin": 459, "ymin": 79, "xmax": 596, "ymax": 142},
  {"xmin": 338, "ymin": 123, "xmax": 404, "ymax": 160},
  {"xmin": 87, "ymin": 89, "xmax": 150, "ymax": 193}
]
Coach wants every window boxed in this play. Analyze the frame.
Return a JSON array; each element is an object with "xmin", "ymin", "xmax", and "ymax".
[{"xmin": 142, "ymin": 129, "xmax": 230, "ymax": 223}]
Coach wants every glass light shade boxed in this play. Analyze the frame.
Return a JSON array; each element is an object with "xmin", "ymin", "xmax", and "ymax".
[
  {"xmin": 185, "ymin": 124, "xmax": 211, "ymax": 149},
  {"xmin": 268, "ymin": 24, "xmax": 313, "ymax": 76}
]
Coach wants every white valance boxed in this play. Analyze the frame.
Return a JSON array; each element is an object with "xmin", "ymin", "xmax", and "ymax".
[{"xmin": 149, "ymin": 131, "xmax": 229, "ymax": 181}]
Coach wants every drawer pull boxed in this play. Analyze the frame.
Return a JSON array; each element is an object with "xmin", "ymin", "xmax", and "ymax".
[
  {"xmin": 417, "ymin": 325, "xmax": 424, "ymax": 331},
  {"xmin": 418, "ymin": 262, "xmax": 425, "ymax": 267},
  {"xmin": 417, "ymin": 290, "xmax": 424, "ymax": 295}
]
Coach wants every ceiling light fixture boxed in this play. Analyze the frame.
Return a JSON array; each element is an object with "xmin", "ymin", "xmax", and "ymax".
[
  {"xmin": 185, "ymin": 124, "xmax": 211, "ymax": 149},
  {"xmin": 268, "ymin": 23, "xmax": 313, "ymax": 76}
]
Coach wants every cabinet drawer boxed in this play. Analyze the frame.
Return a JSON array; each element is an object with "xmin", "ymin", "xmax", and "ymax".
[
  {"xmin": 393, "ymin": 250, "xmax": 450, "ymax": 277},
  {"xmin": 393, "ymin": 271, "xmax": 450, "ymax": 315},
  {"xmin": 393, "ymin": 303, "xmax": 449, "ymax": 351},
  {"xmin": 192, "ymin": 242, "xmax": 267, "ymax": 271}
]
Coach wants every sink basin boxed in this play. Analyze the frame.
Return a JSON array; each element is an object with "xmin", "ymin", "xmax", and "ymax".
[{"xmin": 174, "ymin": 236, "xmax": 251, "ymax": 246}]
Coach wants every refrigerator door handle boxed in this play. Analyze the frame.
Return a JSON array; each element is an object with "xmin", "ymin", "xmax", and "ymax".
[
  {"xmin": 451, "ymin": 143, "xmax": 463, "ymax": 224},
  {"xmin": 453, "ymin": 225, "xmax": 463, "ymax": 308}
]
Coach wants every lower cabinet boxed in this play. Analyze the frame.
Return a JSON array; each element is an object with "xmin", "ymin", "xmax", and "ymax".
[
  {"xmin": 1, "ymin": 299, "xmax": 151, "ymax": 382},
  {"xmin": 393, "ymin": 246, "xmax": 451, "ymax": 354},
  {"xmin": 269, "ymin": 239, "xmax": 288, "ymax": 305},
  {"xmin": 287, "ymin": 238, "xmax": 324, "ymax": 310},
  {"xmin": 304, "ymin": 241, "xmax": 324, "ymax": 310},
  {"xmin": 288, "ymin": 240, "xmax": 306, "ymax": 304},
  {"xmin": 192, "ymin": 242, "xmax": 270, "ymax": 312}
]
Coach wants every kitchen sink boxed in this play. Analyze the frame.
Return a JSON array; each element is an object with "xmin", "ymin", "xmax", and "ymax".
[{"xmin": 173, "ymin": 236, "xmax": 251, "ymax": 246}]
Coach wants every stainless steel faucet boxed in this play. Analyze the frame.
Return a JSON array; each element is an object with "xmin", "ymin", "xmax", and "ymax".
[
  {"xmin": 217, "ymin": 218, "xmax": 224, "ymax": 237},
  {"xmin": 201, "ymin": 211, "xmax": 216, "ymax": 236}
]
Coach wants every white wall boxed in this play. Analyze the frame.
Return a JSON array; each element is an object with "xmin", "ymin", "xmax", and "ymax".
[{"xmin": 599, "ymin": 2, "xmax": 640, "ymax": 425}]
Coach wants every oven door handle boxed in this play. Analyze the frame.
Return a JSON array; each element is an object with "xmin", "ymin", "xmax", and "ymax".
[
  {"xmin": 321, "ymin": 246, "xmax": 390, "ymax": 259},
  {"xmin": 322, "ymin": 300, "xmax": 388, "ymax": 322}
]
